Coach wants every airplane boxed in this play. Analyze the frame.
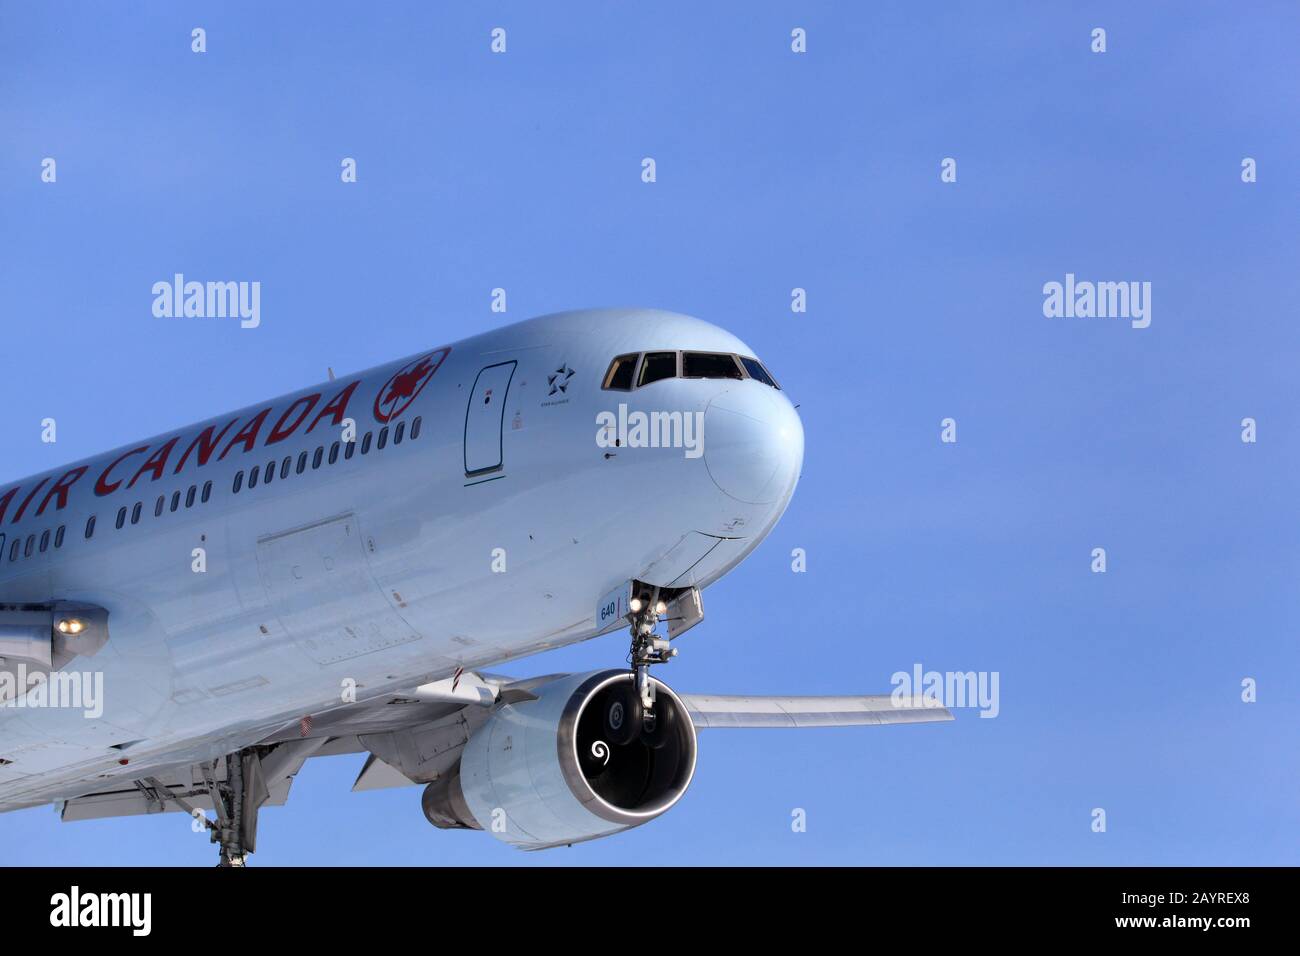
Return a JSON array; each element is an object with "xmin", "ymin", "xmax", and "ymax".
[{"xmin": 0, "ymin": 308, "xmax": 952, "ymax": 865}]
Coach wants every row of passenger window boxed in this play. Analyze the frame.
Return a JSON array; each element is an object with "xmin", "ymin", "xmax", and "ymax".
[
  {"xmin": 231, "ymin": 417, "xmax": 421, "ymax": 495},
  {"xmin": 112, "ymin": 480, "xmax": 215, "ymax": 532},
  {"xmin": 602, "ymin": 351, "xmax": 780, "ymax": 391},
  {"xmin": 1, "ymin": 526, "xmax": 67, "ymax": 562},
  {"xmin": 1, "ymin": 416, "xmax": 425, "ymax": 564}
]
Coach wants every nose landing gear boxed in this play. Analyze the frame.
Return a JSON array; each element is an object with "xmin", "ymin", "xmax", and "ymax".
[
  {"xmin": 626, "ymin": 589, "xmax": 677, "ymax": 719},
  {"xmin": 594, "ymin": 580, "xmax": 699, "ymax": 744},
  {"xmin": 592, "ymin": 596, "xmax": 681, "ymax": 749}
]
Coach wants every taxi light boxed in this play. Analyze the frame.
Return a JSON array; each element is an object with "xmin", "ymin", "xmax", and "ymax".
[
  {"xmin": 629, "ymin": 598, "xmax": 644, "ymax": 613},
  {"xmin": 56, "ymin": 618, "xmax": 86, "ymax": 636},
  {"xmin": 655, "ymin": 601, "xmax": 667, "ymax": 615}
]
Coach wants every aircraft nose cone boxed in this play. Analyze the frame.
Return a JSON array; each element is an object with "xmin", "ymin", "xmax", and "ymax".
[{"xmin": 702, "ymin": 386, "xmax": 804, "ymax": 505}]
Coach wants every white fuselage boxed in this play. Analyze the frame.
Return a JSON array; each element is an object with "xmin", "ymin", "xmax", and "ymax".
[{"xmin": 0, "ymin": 309, "xmax": 802, "ymax": 811}]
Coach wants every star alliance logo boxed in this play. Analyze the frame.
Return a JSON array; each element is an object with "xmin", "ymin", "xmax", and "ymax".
[{"xmin": 548, "ymin": 364, "xmax": 575, "ymax": 396}]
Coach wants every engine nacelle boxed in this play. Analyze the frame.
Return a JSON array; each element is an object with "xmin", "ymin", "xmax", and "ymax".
[{"xmin": 422, "ymin": 669, "xmax": 697, "ymax": 849}]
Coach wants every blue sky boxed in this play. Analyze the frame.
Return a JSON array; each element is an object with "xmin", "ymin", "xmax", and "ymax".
[{"xmin": 2, "ymin": 2, "xmax": 1298, "ymax": 864}]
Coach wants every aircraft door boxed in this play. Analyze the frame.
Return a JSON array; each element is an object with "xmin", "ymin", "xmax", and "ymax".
[{"xmin": 464, "ymin": 360, "xmax": 517, "ymax": 476}]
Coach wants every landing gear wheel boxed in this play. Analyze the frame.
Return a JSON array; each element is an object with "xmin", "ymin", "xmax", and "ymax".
[
  {"xmin": 603, "ymin": 683, "xmax": 642, "ymax": 746},
  {"xmin": 641, "ymin": 700, "xmax": 677, "ymax": 750}
]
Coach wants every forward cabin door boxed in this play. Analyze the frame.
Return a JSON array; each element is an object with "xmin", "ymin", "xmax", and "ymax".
[{"xmin": 464, "ymin": 361, "xmax": 516, "ymax": 477}]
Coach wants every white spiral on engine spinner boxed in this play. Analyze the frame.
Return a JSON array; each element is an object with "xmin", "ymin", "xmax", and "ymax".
[{"xmin": 590, "ymin": 740, "xmax": 611, "ymax": 765}]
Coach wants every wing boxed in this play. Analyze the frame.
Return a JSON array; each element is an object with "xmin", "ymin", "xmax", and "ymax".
[
  {"xmin": 680, "ymin": 693, "xmax": 954, "ymax": 728},
  {"xmin": 51, "ymin": 673, "xmax": 515, "ymax": 822},
  {"xmin": 50, "ymin": 672, "xmax": 951, "ymax": 833}
]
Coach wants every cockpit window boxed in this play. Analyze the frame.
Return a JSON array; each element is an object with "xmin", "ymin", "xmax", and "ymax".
[
  {"xmin": 739, "ymin": 356, "xmax": 779, "ymax": 389},
  {"xmin": 638, "ymin": 351, "xmax": 678, "ymax": 387},
  {"xmin": 604, "ymin": 350, "xmax": 780, "ymax": 390},
  {"xmin": 602, "ymin": 353, "xmax": 638, "ymax": 391},
  {"xmin": 682, "ymin": 352, "xmax": 743, "ymax": 380}
]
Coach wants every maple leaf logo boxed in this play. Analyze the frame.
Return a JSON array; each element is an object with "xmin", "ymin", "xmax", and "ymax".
[
  {"xmin": 373, "ymin": 348, "xmax": 450, "ymax": 423},
  {"xmin": 382, "ymin": 357, "xmax": 434, "ymax": 409}
]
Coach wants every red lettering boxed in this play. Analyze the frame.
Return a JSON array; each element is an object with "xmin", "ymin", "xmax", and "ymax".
[
  {"xmin": 0, "ymin": 487, "xmax": 17, "ymax": 525},
  {"xmin": 95, "ymin": 446, "xmax": 150, "ymax": 496},
  {"xmin": 36, "ymin": 466, "xmax": 88, "ymax": 516},
  {"xmin": 12, "ymin": 478, "xmax": 49, "ymax": 523},
  {"xmin": 174, "ymin": 419, "xmax": 239, "ymax": 474},
  {"xmin": 127, "ymin": 437, "xmax": 179, "ymax": 489},
  {"xmin": 218, "ymin": 408, "xmax": 271, "ymax": 461},
  {"xmin": 267, "ymin": 394, "xmax": 319, "ymax": 445},
  {"xmin": 305, "ymin": 381, "xmax": 359, "ymax": 434}
]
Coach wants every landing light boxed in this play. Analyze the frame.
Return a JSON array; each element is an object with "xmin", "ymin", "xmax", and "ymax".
[
  {"xmin": 629, "ymin": 598, "xmax": 644, "ymax": 613},
  {"xmin": 56, "ymin": 618, "xmax": 86, "ymax": 636},
  {"xmin": 655, "ymin": 601, "xmax": 667, "ymax": 615}
]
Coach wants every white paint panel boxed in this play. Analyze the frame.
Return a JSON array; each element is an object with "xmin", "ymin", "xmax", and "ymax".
[{"xmin": 256, "ymin": 514, "xmax": 421, "ymax": 665}]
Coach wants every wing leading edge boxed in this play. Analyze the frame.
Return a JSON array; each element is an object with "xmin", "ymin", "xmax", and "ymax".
[{"xmin": 679, "ymin": 693, "xmax": 954, "ymax": 729}]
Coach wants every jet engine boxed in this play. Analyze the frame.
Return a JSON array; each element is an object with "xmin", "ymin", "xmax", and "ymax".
[{"xmin": 421, "ymin": 669, "xmax": 697, "ymax": 849}]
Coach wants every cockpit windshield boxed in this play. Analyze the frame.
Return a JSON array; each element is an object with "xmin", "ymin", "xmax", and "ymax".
[{"xmin": 601, "ymin": 351, "xmax": 779, "ymax": 391}]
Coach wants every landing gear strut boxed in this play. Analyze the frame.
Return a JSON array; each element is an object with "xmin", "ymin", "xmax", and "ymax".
[
  {"xmin": 203, "ymin": 752, "xmax": 256, "ymax": 867},
  {"xmin": 626, "ymin": 590, "xmax": 677, "ymax": 716},
  {"xmin": 139, "ymin": 748, "xmax": 265, "ymax": 867}
]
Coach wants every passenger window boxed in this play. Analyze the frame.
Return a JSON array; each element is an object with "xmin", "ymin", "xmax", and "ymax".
[
  {"xmin": 603, "ymin": 354, "xmax": 638, "ymax": 391},
  {"xmin": 85, "ymin": 516, "xmax": 96, "ymax": 539},
  {"xmin": 312, "ymin": 447, "xmax": 323, "ymax": 469},
  {"xmin": 361, "ymin": 432, "xmax": 372, "ymax": 455},
  {"xmin": 638, "ymin": 352, "xmax": 677, "ymax": 387},
  {"xmin": 329, "ymin": 441, "xmax": 340, "ymax": 465},
  {"xmin": 344, "ymin": 438, "xmax": 356, "ymax": 460},
  {"xmin": 39, "ymin": 531, "xmax": 49, "ymax": 553},
  {"xmin": 683, "ymin": 352, "xmax": 743, "ymax": 380},
  {"xmin": 233, "ymin": 472, "xmax": 244, "ymax": 494},
  {"xmin": 297, "ymin": 452, "xmax": 308, "ymax": 474},
  {"xmin": 263, "ymin": 460, "xmax": 275, "ymax": 484},
  {"xmin": 186, "ymin": 486, "xmax": 196, "ymax": 508},
  {"xmin": 9, "ymin": 539, "xmax": 18, "ymax": 561},
  {"xmin": 131, "ymin": 503, "xmax": 142, "ymax": 525},
  {"xmin": 171, "ymin": 491, "xmax": 181, "ymax": 512},
  {"xmin": 739, "ymin": 356, "xmax": 779, "ymax": 389},
  {"xmin": 248, "ymin": 465, "xmax": 259, "ymax": 489},
  {"xmin": 55, "ymin": 526, "xmax": 65, "ymax": 549},
  {"xmin": 0, "ymin": 534, "xmax": 5, "ymax": 558},
  {"xmin": 155, "ymin": 496, "xmax": 165, "ymax": 517},
  {"xmin": 377, "ymin": 427, "xmax": 389, "ymax": 450},
  {"xmin": 411, "ymin": 417, "xmax": 423, "ymax": 440},
  {"xmin": 394, "ymin": 422, "xmax": 405, "ymax": 445},
  {"xmin": 24, "ymin": 535, "xmax": 35, "ymax": 557},
  {"xmin": 202, "ymin": 481, "xmax": 212, "ymax": 503},
  {"xmin": 116, "ymin": 507, "xmax": 127, "ymax": 530},
  {"xmin": 280, "ymin": 457, "xmax": 291, "ymax": 479}
]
